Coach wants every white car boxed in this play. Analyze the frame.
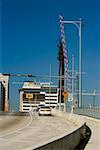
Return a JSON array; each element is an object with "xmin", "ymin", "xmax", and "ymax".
[{"xmin": 38, "ymin": 106, "xmax": 51, "ymax": 116}]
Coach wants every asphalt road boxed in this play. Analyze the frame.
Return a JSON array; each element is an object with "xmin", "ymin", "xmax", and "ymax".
[{"xmin": 0, "ymin": 113, "xmax": 77, "ymax": 150}]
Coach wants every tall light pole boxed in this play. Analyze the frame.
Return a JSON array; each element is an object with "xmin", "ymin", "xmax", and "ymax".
[{"xmin": 62, "ymin": 18, "xmax": 82, "ymax": 108}]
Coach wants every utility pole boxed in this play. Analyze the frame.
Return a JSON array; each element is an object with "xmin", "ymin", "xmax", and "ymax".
[
  {"xmin": 49, "ymin": 64, "xmax": 51, "ymax": 107},
  {"xmin": 60, "ymin": 16, "xmax": 83, "ymax": 108},
  {"xmin": 64, "ymin": 73, "xmax": 66, "ymax": 112},
  {"xmin": 79, "ymin": 18, "xmax": 82, "ymax": 108},
  {"xmin": 71, "ymin": 55, "xmax": 74, "ymax": 113},
  {"xmin": 76, "ymin": 72, "xmax": 79, "ymax": 107}
]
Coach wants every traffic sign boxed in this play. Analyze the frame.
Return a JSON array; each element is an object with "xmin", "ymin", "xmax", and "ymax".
[
  {"xmin": 62, "ymin": 91, "xmax": 69, "ymax": 102},
  {"xmin": 62, "ymin": 91, "xmax": 68, "ymax": 97},
  {"xmin": 26, "ymin": 94, "xmax": 33, "ymax": 99}
]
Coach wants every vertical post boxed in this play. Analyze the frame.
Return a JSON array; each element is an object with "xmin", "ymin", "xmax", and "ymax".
[
  {"xmin": 93, "ymin": 89, "xmax": 96, "ymax": 108},
  {"xmin": 76, "ymin": 72, "xmax": 79, "ymax": 107},
  {"xmin": 71, "ymin": 54, "xmax": 74, "ymax": 113},
  {"xmin": 49, "ymin": 64, "xmax": 51, "ymax": 107},
  {"xmin": 29, "ymin": 98, "xmax": 31, "ymax": 111},
  {"xmin": 34, "ymin": 94, "xmax": 36, "ymax": 112},
  {"xmin": 59, "ymin": 68, "xmax": 62, "ymax": 111},
  {"xmin": 58, "ymin": 40, "xmax": 64, "ymax": 111},
  {"xmin": 79, "ymin": 18, "xmax": 82, "ymax": 108},
  {"xmin": 64, "ymin": 73, "xmax": 66, "ymax": 112},
  {"xmin": 20, "ymin": 91, "xmax": 23, "ymax": 112}
]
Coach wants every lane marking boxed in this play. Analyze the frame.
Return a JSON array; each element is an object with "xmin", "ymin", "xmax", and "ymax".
[{"xmin": 0, "ymin": 111, "xmax": 33, "ymax": 138}]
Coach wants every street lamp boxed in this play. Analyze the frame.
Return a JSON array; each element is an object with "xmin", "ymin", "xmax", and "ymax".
[{"xmin": 61, "ymin": 18, "xmax": 83, "ymax": 108}]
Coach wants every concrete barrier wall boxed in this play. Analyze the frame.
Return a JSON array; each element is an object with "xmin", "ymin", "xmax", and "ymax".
[
  {"xmin": 29, "ymin": 110, "xmax": 87, "ymax": 150},
  {"xmin": 54, "ymin": 110, "xmax": 85, "ymax": 127},
  {"xmin": 33, "ymin": 125, "xmax": 86, "ymax": 150}
]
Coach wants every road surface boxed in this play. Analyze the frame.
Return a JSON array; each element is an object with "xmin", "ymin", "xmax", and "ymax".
[{"xmin": 0, "ymin": 113, "xmax": 77, "ymax": 150}]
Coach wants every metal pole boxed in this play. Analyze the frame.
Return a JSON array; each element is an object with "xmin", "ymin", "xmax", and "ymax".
[
  {"xmin": 59, "ymin": 68, "xmax": 62, "ymax": 111},
  {"xmin": 71, "ymin": 54, "xmax": 74, "ymax": 113},
  {"xmin": 49, "ymin": 64, "xmax": 51, "ymax": 107},
  {"xmin": 61, "ymin": 18, "xmax": 83, "ymax": 108},
  {"xmin": 79, "ymin": 18, "xmax": 82, "ymax": 108},
  {"xmin": 29, "ymin": 98, "xmax": 31, "ymax": 111},
  {"xmin": 35, "ymin": 94, "xmax": 36, "ymax": 113},
  {"xmin": 64, "ymin": 73, "xmax": 66, "ymax": 112},
  {"xmin": 93, "ymin": 89, "xmax": 96, "ymax": 108}
]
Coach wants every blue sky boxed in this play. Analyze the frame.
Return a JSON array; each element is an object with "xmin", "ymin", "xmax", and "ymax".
[{"xmin": 0, "ymin": 0, "xmax": 100, "ymax": 109}]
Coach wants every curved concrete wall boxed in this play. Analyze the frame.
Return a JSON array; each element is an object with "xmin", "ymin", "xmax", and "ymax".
[
  {"xmin": 26, "ymin": 110, "xmax": 88, "ymax": 150},
  {"xmin": 34, "ymin": 125, "xmax": 86, "ymax": 150}
]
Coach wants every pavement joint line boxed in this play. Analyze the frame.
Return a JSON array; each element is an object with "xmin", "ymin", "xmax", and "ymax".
[{"xmin": 0, "ymin": 111, "xmax": 33, "ymax": 138}]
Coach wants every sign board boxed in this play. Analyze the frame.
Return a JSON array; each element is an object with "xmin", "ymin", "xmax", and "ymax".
[
  {"xmin": 62, "ymin": 91, "xmax": 68, "ymax": 97},
  {"xmin": 68, "ymin": 93, "xmax": 72, "ymax": 102},
  {"xmin": 62, "ymin": 91, "xmax": 69, "ymax": 102},
  {"xmin": 26, "ymin": 94, "xmax": 33, "ymax": 99}
]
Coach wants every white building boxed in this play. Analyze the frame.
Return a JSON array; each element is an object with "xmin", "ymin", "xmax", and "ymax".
[
  {"xmin": 19, "ymin": 81, "xmax": 59, "ymax": 112},
  {"xmin": 0, "ymin": 73, "xmax": 9, "ymax": 112}
]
